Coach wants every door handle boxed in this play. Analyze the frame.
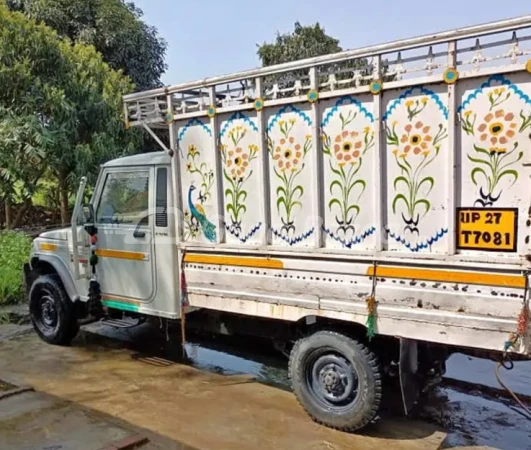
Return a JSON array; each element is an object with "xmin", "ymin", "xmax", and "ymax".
[{"xmin": 133, "ymin": 230, "xmax": 146, "ymax": 239}]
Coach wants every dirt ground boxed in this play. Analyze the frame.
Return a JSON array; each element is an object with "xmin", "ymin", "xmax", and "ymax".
[{"xmin": 0, "ymin": 325, "xmax": 447, "ymax": 450}]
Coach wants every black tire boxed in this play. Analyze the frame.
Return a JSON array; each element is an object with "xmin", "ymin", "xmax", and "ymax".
[
  {"xmin": 29, "ymin": 275, "xmax": 79, "ymax": 346},
  {"xmin": 289, "ymin": 330, "xmax": 382, "ymax": 432}
]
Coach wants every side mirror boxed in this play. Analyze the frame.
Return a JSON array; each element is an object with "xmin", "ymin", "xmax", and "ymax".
[{"xmin": 82, "ymin": 204, "xmax": 95, "ymax": 224}]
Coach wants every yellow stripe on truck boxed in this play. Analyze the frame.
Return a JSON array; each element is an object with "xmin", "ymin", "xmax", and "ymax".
[
  {"xmin": 184, "ymin": 253, "xmax": 284, "ymax": 269},
  {"xmin": 40, "ymin": 242, "xmax": 58, "ymax": 251},
  {"xmin": 367, "ymin": 266, "xmax": 525, "ymax": 289},
  {"xmin": 95, "ymin": 249, "xmax": 147, "ymax": 261}
]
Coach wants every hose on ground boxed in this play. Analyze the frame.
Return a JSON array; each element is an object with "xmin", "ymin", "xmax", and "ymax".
[{"xmin": 495, "ymin": 361, "xmax": 531, "ymax": 420}]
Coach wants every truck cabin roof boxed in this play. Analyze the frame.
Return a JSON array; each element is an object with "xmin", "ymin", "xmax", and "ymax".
[{"xmin": 102, "ymin": 151, "xmax": 170, "ymax": 168}]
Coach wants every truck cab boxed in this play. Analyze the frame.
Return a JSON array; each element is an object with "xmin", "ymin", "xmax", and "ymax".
[{"xmin": 26, "ymin": 151, "xmax": 181, "ymax": 339}]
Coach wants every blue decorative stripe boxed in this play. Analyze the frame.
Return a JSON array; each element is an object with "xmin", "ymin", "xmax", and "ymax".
[
  {"xmin": 385, "ymin": 227, "xmax": 448, "ymax": 252},
  {"xmin": 226, "ymin": 222, "xmax": 262, "ymax": 243},
  {"xmin": 383, "ymin": 86, "xmax": 448, "ymax": 120},
  {"xmin": 178, "ymin": 118, "xmax": 212, "ymax": 142},
  {"xmin": 270, "ymin": 227, "xmax": 314, "ymax": 245},
  {"xmin": 323, "ymin": 226, "xmax": 376, "ymax": 248},
  {"xmin": 321, "ymin": 96, "xmax": 374, "ymax": 128},
  {"xmin": 267, "ymin": 105, "xmax": 312, "ymax": 132},
  {"xmin": 220, "ymin": 111, "xmax": 258, "ymax": 137},
  {"xmin": 458, "ymin": 74, "xmax": 531, "ymax": 112}
]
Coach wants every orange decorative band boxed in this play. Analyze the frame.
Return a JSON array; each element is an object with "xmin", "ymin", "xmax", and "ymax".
[
  {"xmin": 95, "ymin": 249, "xmax": 147, "ymax": 261},
  {"xmin": 367, "ymin": 265, "xmax": 525, "ymax": 289},
  {"xmin": 184, "ymin": 253, "xmax": 284, "ymax": 269}
]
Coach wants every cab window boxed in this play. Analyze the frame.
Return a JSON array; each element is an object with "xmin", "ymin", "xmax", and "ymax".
[{"xmin": 96, "ymin": 171, "xmax": 150, "ymax": 225}]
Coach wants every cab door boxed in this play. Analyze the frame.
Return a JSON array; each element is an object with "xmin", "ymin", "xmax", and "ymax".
[{"xmin": 94, "ymin": 167, "xmax": 155, "ymax": 302}]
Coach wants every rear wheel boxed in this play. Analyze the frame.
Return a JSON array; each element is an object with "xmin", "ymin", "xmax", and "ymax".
[
  {"xmin": 29, "ymin": 275, "xmax": 79, "ymax": 346},
  {"xmin": 289, "ymin": 330, "xmax": 382, "ymax": 432}
]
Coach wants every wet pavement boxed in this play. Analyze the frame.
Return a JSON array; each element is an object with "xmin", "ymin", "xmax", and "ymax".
[
  {"xmin": 0, "ymin": 386, "xmax": 193, "ymax": 450},
  {"xmin": 0, "ymin": 322, "xmax": 446, "ymax": 450},
  {"xmin": 1, "ymin": 390, "xmax": 132, "ymax": 450},
  {"xmin": 0, "ymin": 319, "xmax": 530, "ymax": 449},
  {"xmin": 83, "ymin": 321, "xmax": 531, "ymax": 450}
]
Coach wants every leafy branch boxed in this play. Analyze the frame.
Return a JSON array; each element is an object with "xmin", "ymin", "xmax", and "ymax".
[
  {"xmin": 183, "ymin": 210, "xmax": 200, "ymax": 241},
  {"xmin": 468, "ymin": 142, "xmax": 522, "ymax": 198},
  {"xmin": 488, "ymin": 87, "xmax": 511, "ymax": 111},
  {"xmin": 324, "ymin": 120, "xmax": 374, "ymax": 230},
  {"xmin": 519, "ymin": 110, "xmax": 531, "ymax": 133},
  {"xmin": 186, "ymin": 145, "xmax": 214, "ymax": 203},
  {"xmin": 405, "ymin": 97, "xmax": 427, "ymax": 121},
  {"xmin": 220, "ymin": 128, "xmax": 259, "ymax": 228},
  {"xmin": 461, "ymin": 111, "xmax": 476, "ymax": 136}
]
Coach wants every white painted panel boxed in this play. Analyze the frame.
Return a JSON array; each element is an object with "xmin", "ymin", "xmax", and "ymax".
[
  {"xmin": 458, "ymin": 73, "xmax": 531, "ymax": 256},
  {"xmin": 177, "ymin": 119, "xmax": 219, "ymax": 244},
  {"xmin": 218, "ymin": 111, "xmax": 263, "ymax": 245},
  {"xmin": 266, "ymin": 105, "xmax": 315, "ymax": 247},
  {"xmin": 320, "ymin": 94, "xmax": 377, "ymax": 250},
  {"xmin": 383, "ymin": 85, "xmax": 449, "ymax": 253}
]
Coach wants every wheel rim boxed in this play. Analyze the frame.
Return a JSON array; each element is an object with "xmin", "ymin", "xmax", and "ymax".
[
  {"xmin": 34, "ymin": 288, "xmax": 59, "ymax": 334},
  {"xmin": 305, "ymin": 349, "xmax": 360, "ymax": 412}
]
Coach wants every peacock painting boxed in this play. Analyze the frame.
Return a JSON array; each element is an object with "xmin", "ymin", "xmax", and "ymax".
[{"xmin": 188, "ymin": 185, "xmax": 217, "ymax": 242}]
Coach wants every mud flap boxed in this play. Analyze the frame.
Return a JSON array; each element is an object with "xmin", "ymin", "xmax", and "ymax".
[{"xmin": 399, "ymin": 337, "xmax": 419, "ymax": 416}]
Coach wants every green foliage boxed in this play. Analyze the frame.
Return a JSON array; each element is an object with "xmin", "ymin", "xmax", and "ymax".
[
  {"xmin": 0, "ymin": 4, "xmax": 143, "ymax": 224},
  {"xmin": 0, "ymin": 231, "xmax": 32, "ymax": 304},
  {"xmin": 7, "ymin": 0, "xmax": 167, "ymax": 90},
  {"xmin": 258, "ymin": 22, "xmax": 342, "ymax": 66},
  {"xmin": 257, "ymin": 22, "xmax": 371, "ymax": 89},
  {"xmin": 0, "ymin": 108, "xmax": 49, "ymax": 203},
  {"xmin": 257, "ymin": 22, "xmax": 394, "ymax": 91}
]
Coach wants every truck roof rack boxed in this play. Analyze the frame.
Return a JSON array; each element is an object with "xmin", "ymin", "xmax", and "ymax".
[{"xmin": 124, "ymin": 15, "xmax": 531, "ymax": 130}]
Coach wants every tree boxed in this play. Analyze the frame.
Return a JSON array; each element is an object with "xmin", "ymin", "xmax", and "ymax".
[
  {"xmin": 0, "ymin": 4, "xmax": 140, "ymax": 226},
  {"xmin": 6, "ymin": 0, "xmax": 167, "ymax": 90},
  {"xmin": 257, "ymin": 22, "xmax": 391, "ymax": 92},
  {"xmin": 258, "ymin": 22, "xmax": 342, "ymax": 66},
  {"xmin": 0, "ymin": 109, "xmax": 50, "ymax": 228}
]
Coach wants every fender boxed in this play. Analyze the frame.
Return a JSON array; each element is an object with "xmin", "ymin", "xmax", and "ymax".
[{"xmin": 30, "ymin": 253, "xmax": 80, "ymax": 302}]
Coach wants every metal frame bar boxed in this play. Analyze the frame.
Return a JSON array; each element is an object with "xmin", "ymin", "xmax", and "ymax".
[
  {"xmin": 128, "ymin": 61, "xmax": 528, "ymax": 129},
  {"xmin": 209, "ymin": 87, "xmax": 225, "ymax": 244},
  {"xmin": 142, "ymin": 124, "xmax": 170, "ymax": 154},
  {"xmin": 446, "ymin": 41, "xmax": 458, "ymax": 255},
  {"xmin": 124, "ymin": 15, "xmax": 531, "ymax": 102},
  {"xmin": 71, "ymin": 176, "xmax": 87, "ymax": 280},
  {"xmin": 309, "ymin": 67, "xmax": 323, "ymax": 247},
  {"xmin": 255, "ymin": 77, "xmax": 271, "ymax": 246},
  {"xmin": 372, "ymin": 56, "xmax": 384, "ymax": 252},
  {"xmin": 122, "ymin": 15, "xmax": 531, "ymax": 266}
]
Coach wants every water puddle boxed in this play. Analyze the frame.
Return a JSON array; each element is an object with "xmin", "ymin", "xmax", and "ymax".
[
  {"xmin": 446, "ymin": 353, "xmax": 531, "ymax": 398},
  {"xmin": 83, "ymin": 322, "xmax": 290, "ymax": 388}
]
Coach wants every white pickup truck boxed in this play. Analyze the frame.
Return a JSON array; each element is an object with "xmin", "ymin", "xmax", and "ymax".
[{"xmin": 25, "ymin": 16, "xmax": 531, "ymax": 432}]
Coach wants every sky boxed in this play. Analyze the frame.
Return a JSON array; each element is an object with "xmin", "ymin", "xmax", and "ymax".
[{"xmin": 133, "ymin": 0, "xmax": 530, "ymax": 87}]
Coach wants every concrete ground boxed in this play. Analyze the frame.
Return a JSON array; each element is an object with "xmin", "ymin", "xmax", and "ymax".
[
  {"xmin": 0, "ymin": 325, "xmax": 447, "ymax": 450},
  {"xmin": 1, "ymin": 389, "xmax": 163, "ymax": 450}
]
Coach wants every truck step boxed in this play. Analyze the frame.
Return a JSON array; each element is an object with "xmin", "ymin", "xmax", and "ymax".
[{"xmin": 100, "ymin": 317, "xmax": 143, "ymax": 329}]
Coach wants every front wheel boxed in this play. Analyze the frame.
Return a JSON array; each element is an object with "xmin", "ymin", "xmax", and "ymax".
[
  {"xmin": 29, "ymin": 274, "xmax": 79, "ymax": 346},
  {"xmin": 289, "ymin": 330, "xmax": 382, "ymax": 432}
]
